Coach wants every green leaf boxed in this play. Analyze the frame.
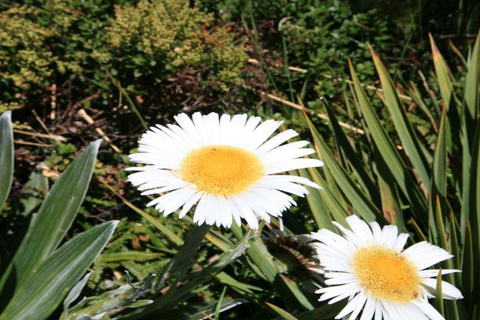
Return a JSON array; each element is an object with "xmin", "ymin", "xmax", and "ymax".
[
  {"xmin": 303, "ymin": 112, "xmax": 380, "ymax": 223},
  {"xmin": 462, "ymin": 223, "xmax": 475, "ymax": 306},
  {"xmin": 298, "ymin": 168, "xmax": 335, "ymax": 231},
  {"xmin": 1, "ymin": 221, "xmax": 118, "ymax": 320},
  {"xmin": 408, "ymin": 81, "xmax": 439, "ymax": 137},
  {"xmin": 214, "ymin": 286, "xmax": 227, "ymax": 319},
  {"xmin": 429, "ymin": 106, "xmax": 448, "ymax": 242},
  {"xmin": 100, "ymin": 251, "xmax": 163, "ymax": 263},
  {"xmin": 62, "ymin": 274, "xmax": 158, "ymax": 319},
  {"xmin": 461, "ymin": 31, "xmax": 480, "ymax": 241},
  {"xmin": 243, "ymin": 231, "xmax": 315, "ymax": 311},
  {"xmin": 127, "ymin": 300, "xmax": 154, "ymax": 308},
  {"xmin": 136, "ymin": 300, "xmax": 247, "ymax": 320},
  {"xmin": 277, "ymin": 274, "xmax": 315, "ymax": 310},
  {"xmin": 464, "ymin": 31, "xmax": 480, "ymax": 127},
  {"xmin": 373, "ymin": 145, "xmax": 405, "ymax": 231},
  {"xmin": 214, "ymin": 272, "xmax": 262, "ymax": 294},
  {"xmin": 348, "ymin": 60, "xmax": 428, "ymax": 224},
  {"xmin": 0, "ymin": 111, "xmax": 13, "ymax": 214},
  {"xmin": 430, "ymin": 35, "xmax": 462, "ymax": 162},
  {"xmin": 320, "ymin": 96, "xmax": 381, "ymax": 206},
  {"xmin": 435, "ymin": 270, "xmax": 445, "ymax": 316},
  {"xmin": 370, "ymin": 46, "xmax": 431, "ymax": 190},
  {"xmin": 12, "ymin": 140, "xmax": 101, "ymax": 285},
  {"xmin": 285, "ymin": 301, "xmax": 346, "ymax": 320},
  {"xmin": 19, "ymin": 166, "xmax": 49, "ymax": 216},
  {"xmin": 154, "ymin": 224, "xmax": 210, "ymax": 291},
  {"xmin": 266, "ymin": 302, "xmax": 298, "ymax": 320},
  {"xmin": 307, "ymin": 167, "xmax": 349, "ymax": 226},
  {"xmin": 468, "ymin": 116, "xmax": 480, "ymax": 294},
  {"xmin": 63, "ymin": 272, "xmax": 92, "ymax": 316},
  {"xmin": 127, "ymin": 228, "xmax": 254, "ymax": 318},
  {"xmin": 430, "ymin": 34, "xmax": 454, "ymax": 109}
]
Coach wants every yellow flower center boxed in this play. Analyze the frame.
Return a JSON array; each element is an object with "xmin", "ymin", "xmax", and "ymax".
[
  {"xmin": 353, "ymin": 246, "xmax": 422, "ymax": 302},
  {"xmin": 179, "ymin": 145, "xmax": 265, "ymax": 196}
]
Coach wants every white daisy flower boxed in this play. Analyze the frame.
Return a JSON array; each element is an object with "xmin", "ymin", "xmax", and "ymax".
[
  {"xmin": 311, "ymin": 215, "xmax": 463, "ymax": 320},
  {"xmin": 127, "ymin": 112, "xmax": 323, "ymax": 229}
]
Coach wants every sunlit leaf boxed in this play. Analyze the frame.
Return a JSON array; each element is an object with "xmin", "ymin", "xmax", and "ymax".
[
  {"xmin": 12, "ymin": 140, "xmax": 101, "ymax": 286},
  {"xmin": 2, "ymin": 221, "xmax": 118, "ymax": 320},
  {"xmin": 0, "ymin": 111, "xmax": 13, "ymax": 214}
]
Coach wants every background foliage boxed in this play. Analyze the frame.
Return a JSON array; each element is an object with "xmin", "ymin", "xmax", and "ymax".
[{"xmin": 1, "ymin": 0, "xmax": 479, "ymax": 319}]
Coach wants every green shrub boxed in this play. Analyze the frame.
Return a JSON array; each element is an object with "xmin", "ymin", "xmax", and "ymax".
[
  {"xmin": 107, "ymin": 0, "xmax": 246, "ymax": 90},
  {"xmin": 0, "ymin": 0, "xmax": 246, "ymax": 119}
]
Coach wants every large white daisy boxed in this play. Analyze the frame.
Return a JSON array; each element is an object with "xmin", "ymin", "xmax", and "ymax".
[
  {"xmin": 127, "ymin": 112, "xmax": 323, "ymax": 229},
  {"xmin": 311, "ymin": 215, "xmax": 463, "ymax": 320}
]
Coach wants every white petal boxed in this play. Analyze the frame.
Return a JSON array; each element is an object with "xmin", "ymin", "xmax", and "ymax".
[
  {"xmin": 348, "ymin": 290, "xmax": 368, "ymax": 320},
  {"xmin": 254, "ymin": 129, "xmax": 299, "ymax": 155},
  {"xmin": 418, "ymin": 269, "xmax": 460, "ymax": 277},
  {"xmin": 359, "ymin": 294, "xmax": 376, "ymax": 320},
  {"xmin": 229, "ymin": 195, "xmax": 259, "ymax": 229},
  {"xmin": 347, "ymin": 215, "xmax": 375, "ymax": 247},
  {"xmin": 193, "ymin": 195, "xmax": 209, "ymax": 225},
  {"xmin": 241, "ymin": 119, "xmax": 282, "ymax": 151},
  {"xmin": 178, "ymin": 191, "xmax": 203, "ymax": 218},
  {"xmin": 265, "ymin": 158, "xmax": 324, "ymax": 174},
  {"xmin": 402, "ymin": 242, "xmax": 453, "ymax": 270},
  {"xmin": 381, "ymin": 224, "xmax": 399, "ymax": 249},
  {"xmin": 335, "ymin": 292, "xmax": 365, "ymax": 319},
  {"xmin": 421, "ymin": 278, "xmax": 463, "ymax": 300},
  {"xmin": 411, "ymin": 299, "xmax": 445, "ymax": 320},
  {"xmin": 394, "ymin": 232, "xmax": 409, "ymax": 251},
  {"xmin": 318, "ymin": 282, "xmax": 360, "ymax": 301}
]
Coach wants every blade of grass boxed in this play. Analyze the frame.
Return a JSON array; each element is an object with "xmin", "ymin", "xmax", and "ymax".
[
  {"xmin": 430, "ymin": 35, "xmax": 462, "ymax": 164},
  {"xmin": 348, "ymin": 59, "xmax": 428, "ymax": 225},
  {"xmin": 371, "ymin": 46, "xmax": 432, "ymax": 190},
  {"xmin": 449, "ymin": 213, "xmax": 461, "ymax": 286},
  {"xmin": 430, "ymin": 34, "xmax": 454, "ymax": 109},
  {"xmin": 154, "ymin": 224, "xmax": 210, "ymax": 291},
  {"xmin": 106, "ymin": 72, "xmax": 148, "ymax": 130},
  {"xmin": 464, "ymin": 31, "xmax": 480, "ymax": 125},
  {"xmin": 297, "ymin": 168, "xmax": 335, "ymax": 231},
  {"xmin": 0, "ymin": 111, "xmax": 13, "ymax": 214},
  {"xmin": 462, "ymin": 222, "xmax": 475, "ymax": 308},
  {"xmin": 266, "ymin": 302, "xmax": 298, "ymax": 320},
  {"xmin": 316, "ymin": 91, "xmax": 381, "ymax": 206},
  {"xmin": 408, "ymin": 81, "xmax": 439, "ymax": 137},
  {"xmin": 307, "ymin": 167, "xmax": 349, "ymax": 226},
  {"xmin": 373, "ymin": 145, "xmax": 405, "ymax": 231},
  {"xmin": 214, "ymin": 287, "xmax": 227, "ymax": 319},
  {"xmin": 435, "ymin": 270, "xmax": 445, "ymax": 317},
  {"xmin": 461, "ymin": 31, "xmax": 480, "ymax": 241},
  {"xmin": 469, "ymin": 116, "xmax": 480, "ymax": 299},
  {"xmin": 215, "ymin": 272, "xmax": 262, "ymax": 294},
  {"xmin": 429, "ymin": 106, "xmax": 448, "ymax": 243},
  {"xmin": 303, "ymin": 111, "xmax": 380, "ymax": 222}
]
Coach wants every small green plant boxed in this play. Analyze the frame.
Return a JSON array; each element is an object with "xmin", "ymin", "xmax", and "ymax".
[
  {"xmin": 107, "ymin": 0, "xmax": 246, "ymax": 90},
  {"xmin": 0, "ymin": 111, "xmax": 118, "ymax": 320}
]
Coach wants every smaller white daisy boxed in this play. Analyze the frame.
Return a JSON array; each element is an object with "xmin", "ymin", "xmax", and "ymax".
[
  {"xmin": 127, "ymin": 112, "xmax": 324, "ymax": 229},
  {"xmin": 311, "ymin": 215, "xmax": 463, "ymax": 320}
]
